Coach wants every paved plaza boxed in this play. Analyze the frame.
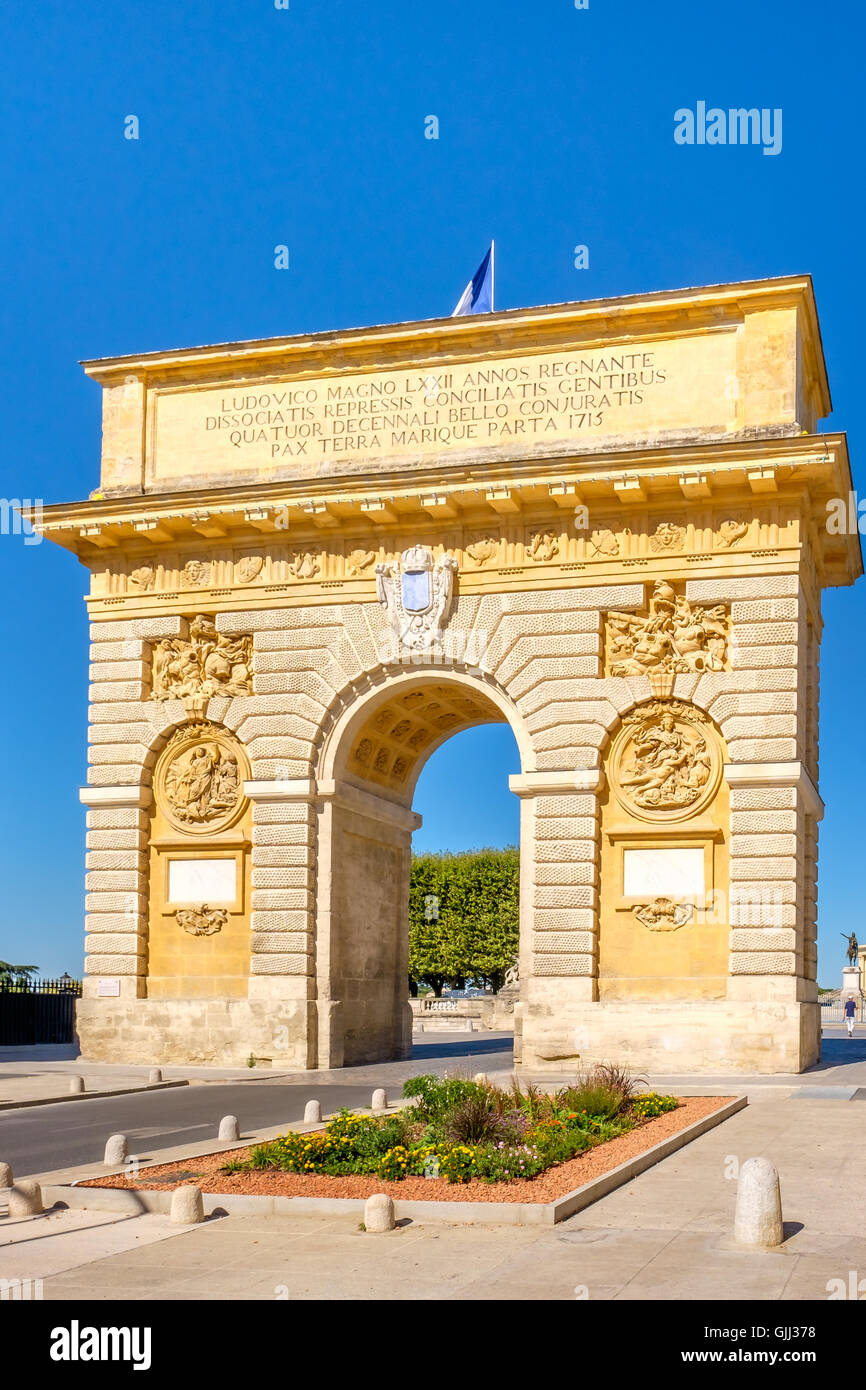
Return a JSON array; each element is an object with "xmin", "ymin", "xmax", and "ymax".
[
  {"xmin": 2, "ymin": 1031, "xmax": 864, "ymax": 1302},
  {"xmin": 2, "ymin": 1095, "xmax": 863, "ymax": 1302}
]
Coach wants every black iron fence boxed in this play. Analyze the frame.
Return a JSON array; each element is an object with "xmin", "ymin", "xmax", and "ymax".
[{"xmin": 0, "ymin": 977, "xmax": 82, "ymax": 1045}]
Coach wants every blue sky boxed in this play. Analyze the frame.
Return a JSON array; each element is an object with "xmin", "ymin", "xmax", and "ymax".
[{"xmin": 0, "ymin": 0, "xmax": 862, "ymax": 982}]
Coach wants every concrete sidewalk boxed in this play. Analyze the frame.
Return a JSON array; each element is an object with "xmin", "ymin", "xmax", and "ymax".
[
  {"xmin": 0, "ymin": 1048, "xmax": 292, "ymax": 1106},
  {"xmin": 2, "ymin": 1095, "xmax": 863, "ymax": 1301}
]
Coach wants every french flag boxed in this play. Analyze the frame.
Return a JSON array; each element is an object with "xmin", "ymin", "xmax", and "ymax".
[{"xmin": 452, "ymin": 242, "xmax": 494, "ymax": 316}]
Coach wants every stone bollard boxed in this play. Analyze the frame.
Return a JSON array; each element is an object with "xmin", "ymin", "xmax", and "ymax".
[
  {"xmin": 364, "ymin": 1193, "xmax": 395, "ymax": 1233},
  {"xmin": 473, "ymin": 1072, "xmax": 489, "ymax": 1085},
  {"xmin": 0, "ymin": 1162, "xmax": 12, "ymax": 1188},
  {"xmin": 304, "ymin": 1099, "xmax": 322, "ymax": 1124},
  {"xmin": 218, "ymin": 1115, "xmax": 240, "ymax": 1142},
  {"xmin": 170, "ymin": 1185, "xmax": 205, "ymax": 1225},
  {"xmin": 104, "ymin": 1134, "xmax": 128, "ymax": 1166},
  {"xmin": 734, "ymin": 1157, "xmax": 784, "ymax": 1248},
  {"xmin": 371, "ymin": 1088, "xmax": 388, "ymax": 1112},
  {"xmin": 68, "ymin": 1076, "xmax": 85, "ymax": 1094},
  {"xmin": 8, "ymin": 1181, "xmax": 43, "ymax": 1217},
  {"xmin": 148, "ymin": 1068, "xmax": 163, "ymax": 1084}
]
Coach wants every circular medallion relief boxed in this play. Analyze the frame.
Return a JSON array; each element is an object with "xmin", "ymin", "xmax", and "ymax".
[
  {"xmin": 609, "ymin": 700, "xmax": 721, "ymax": 823},
  {"xmin": 155, "ymin": 723, "xmax": 248, "ymax": 834}
]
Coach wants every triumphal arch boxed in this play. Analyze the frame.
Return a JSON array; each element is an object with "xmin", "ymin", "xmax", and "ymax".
[{"xmin": 40, "ymin": 276, "xmax": 860, "ymax": 1073}]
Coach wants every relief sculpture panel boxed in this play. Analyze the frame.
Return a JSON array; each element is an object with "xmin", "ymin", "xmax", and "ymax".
[
  {"xmin": 606, "ymin": 579, "xmax": 728, "ymax": 675},
  {"xmin": 609, "ymin": 699, "xmax": 721, "ymax": 821},
  {"xmin": 150, "ymin": 614, "xmax": 253, "ymax": 700},
  {"xmin": 154, "ymin": 722, "xmax": 248, "ymax": 833}
]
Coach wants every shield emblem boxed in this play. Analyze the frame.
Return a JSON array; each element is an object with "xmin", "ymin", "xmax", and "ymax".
[{"xmin": 401, "ymin": 569, "xmax": 431, "ymax": 613}]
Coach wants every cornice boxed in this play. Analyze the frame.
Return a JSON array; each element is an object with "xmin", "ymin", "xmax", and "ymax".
[
  {"xmin": 80, "ymin": 275, "xmax": 823, "ymax": 388},
  {"xmin": 32, "ymin": 432, "xmax": 860, "ymax": 592},
  {"xmin": 35, "ymin": 431, "xmax": 852, "ymax": 534}
]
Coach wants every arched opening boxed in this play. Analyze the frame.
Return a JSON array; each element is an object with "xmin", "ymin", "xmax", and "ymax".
[
  {"xmin": 315, "ymin": 672, "xmax": 528, "ymax": 1067},
  {"xmin": 408, "ymin": 722, "xmax": 521, "ymax": 1002}
]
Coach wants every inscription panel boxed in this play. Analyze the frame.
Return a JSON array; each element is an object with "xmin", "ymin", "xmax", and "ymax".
[{"xmin": 149, "ymin": 331, "xmax": 739, "ymax": 488}]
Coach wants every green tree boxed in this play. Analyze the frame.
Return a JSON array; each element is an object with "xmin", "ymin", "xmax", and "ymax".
[
  {"xmin": 0, "ymin": 961, "xmax": 39, "ymax": 987},
  {"xmin": 408, "ymin": 848, "xmax": 519, "ymax": 994}
]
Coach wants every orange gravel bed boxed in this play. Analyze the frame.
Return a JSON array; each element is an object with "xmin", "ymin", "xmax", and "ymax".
[{"xmin": 81, "ymin": 1096, "xmax": 733, "ymax": 1204}]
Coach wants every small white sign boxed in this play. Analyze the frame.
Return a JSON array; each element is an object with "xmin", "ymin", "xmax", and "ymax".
[{"xmin": 97, "ymin": 978, "xmax": 121, "ymax": 997}]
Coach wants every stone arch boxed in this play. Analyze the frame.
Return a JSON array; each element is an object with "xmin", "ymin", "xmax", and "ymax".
[
  {"xmin": 316, "ymin": 663, "xmax": 535, "ymax": 796},
  {"xmin": 310, "ymin": 666, "xmax": 530, "ymax": 1068}
]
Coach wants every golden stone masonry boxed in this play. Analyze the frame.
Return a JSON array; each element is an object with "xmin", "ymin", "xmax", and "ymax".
[{"xmin": 36, "ymin": 276, "xmax": 861, "ymax": 1071}]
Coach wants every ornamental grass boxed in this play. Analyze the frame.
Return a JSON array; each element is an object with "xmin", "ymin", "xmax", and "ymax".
[{"xmin": 222, "ymin": 1069, "xmax": 678, "ymax": 1185}]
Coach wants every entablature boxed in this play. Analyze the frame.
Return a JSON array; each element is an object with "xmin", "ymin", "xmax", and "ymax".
[{"xmin": 34, "ymin": 433, "xmax": 860, "ymax": 596}]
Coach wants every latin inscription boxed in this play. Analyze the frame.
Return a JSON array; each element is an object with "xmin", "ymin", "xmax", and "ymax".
[
  {"xmin": 151, "ymin": 333, "xmax": 737, "ymax": 483},
  {"xmin": 203, "ymin": 352, "xmax": 665, "ymax": 459}
]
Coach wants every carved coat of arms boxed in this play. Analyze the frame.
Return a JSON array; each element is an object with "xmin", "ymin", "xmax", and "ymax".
[
  {"xmin": 633, "ymin": 898, "xmax": 694, "ymax": 931},
  {"xmin": 376, "ymin": 546, "xmax": 458, "ymax": 653},
  {"xmin": 175, "ymin": 904, "xmax": 227, "ymax": 937}
]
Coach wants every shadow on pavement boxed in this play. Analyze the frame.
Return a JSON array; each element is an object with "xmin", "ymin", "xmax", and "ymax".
[
  {"xmin": 0, "ymin": 1045, "xmax": 79, "ymax": 1062},
  {"xmin": 409, "ymin": 1036, "xmax": 513, "ymax": 1062},
  {"xmin": 807, "ymin": 1037, "xmax": 866, "ymax": 1071}
]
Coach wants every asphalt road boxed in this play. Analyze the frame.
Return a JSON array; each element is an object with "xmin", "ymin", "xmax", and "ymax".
[
  {"xmin": 10, "ymin": 1029, "xmax": 860, "ymax": 1178},
  {"xmin": 2, "ymin": 1083, "xmax": 383, "ymax": 1176},
  {"xmin": 1, "ymin": 1034, "xmax": 513, "ymax": 1177}
]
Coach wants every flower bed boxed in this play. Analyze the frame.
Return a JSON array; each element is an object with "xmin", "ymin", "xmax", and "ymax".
[
  {"xmin": 81, "ymin": 1071, "xmax": 735, "ymax": 1205},
  {"xmin": 227, "ymin": 1072, "xmax": 679, "ymax": 1185}
]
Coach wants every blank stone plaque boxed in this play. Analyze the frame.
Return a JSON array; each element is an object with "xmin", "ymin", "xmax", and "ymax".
[
  {"xmin": 623, "ymin": 847, "xmax": 704, "ymax": 898},
  {"xmin": 168, "ymin": 858, "xmax": 236, "ymax": 904}
]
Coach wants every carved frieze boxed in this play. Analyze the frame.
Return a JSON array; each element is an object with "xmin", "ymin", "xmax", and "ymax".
[
  {"xmin": 526, "ymin": 531, "xmax": 559, "ymax": 563},
  {"xmin": 606, "ymin": 580, "xmax": 728, "ymax": 676},
  {"xmin": 130, "ymin": 563, "xmax": 156, "ymax": 590},
  {"xmin": 236, "ymin": 555, "xmax": 264, "ymax": 584},
  {"xmin": 589, "ymin": 528, "xmax": 620, "ymax": 557},
  {"xmin": 715, "ymin": 518, "xmax": 748, "ymax": 548},
  {"xmin": 150, "ymin": 615, "xmax": 253, "ymax": 701},
  {"xmin": 290, "ymin": 551, "xmax": 320, "ymax": 580},
  {"xmin": 465, "ymin": 536, "xmax": 499, "ymax": 567},
  {"xmin": 346, "ymin": 548, "xmax": 376, "ymax": 576},
  {"xmin": 610, "ymin": 699, "xmax": 720, "ymax": 819},
  {"xmin": 182, "ymin": 559, "xmax": 211, "ymax": 587},
  {"xmin": 102, "ymin": 508, "xmax": 782, "ymax": 613}
]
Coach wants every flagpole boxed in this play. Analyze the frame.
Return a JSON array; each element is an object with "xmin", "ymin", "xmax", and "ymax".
[{"xmin": 490, "ymin": 239, "xmax": 495, "ymax": 312}]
